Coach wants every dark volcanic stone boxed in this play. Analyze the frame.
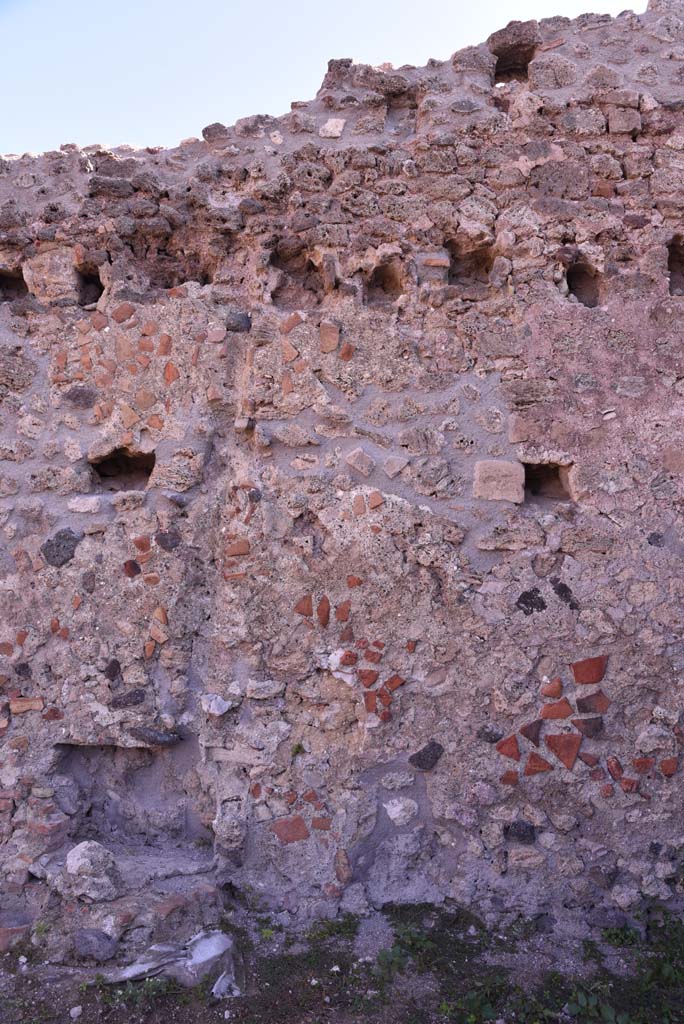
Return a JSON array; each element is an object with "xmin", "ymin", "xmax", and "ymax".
[
  {"xmin": 515, "ymin": 588, "xmax": 547, "ymax": 616},
  {"xmin": 110, "ymin": 688, "xmax": 146, "ymax": 709},
  {"xmin": 155, "ymin": 529, "xmax": 182, "ymax": 551},
  {"xmin": 129, "ymin": 726, "xmax": 181, "ymax": 747},
  {"xmin": 41, "ymin": 528, "xmax": 82, "ymax": 568},
  {"xmin": 225, "ymin": 310, "xmax": 252, "ymax": 333},
  {"xmin": 103, "ymin": 658, "xmax": 121, "ymax": 681},
  {"xmin": 73, "ymin": 927, "xmax": 118, "ymax": 962},
  {"xmin": 477, "ymin": 724, "xmax": 504, "ymax": 744},
  {"xmin": 503, "ymin": 820, "xmax": 536, "ymax": 844},
  {"xmin": 408, "ymin": 740, "xmax": 444, "ymax": 771}
]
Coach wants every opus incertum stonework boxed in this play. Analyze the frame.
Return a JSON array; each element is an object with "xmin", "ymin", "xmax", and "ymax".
[{"xmin": 1, "ymin": 0, "xmax": 684, "ymax": 967}]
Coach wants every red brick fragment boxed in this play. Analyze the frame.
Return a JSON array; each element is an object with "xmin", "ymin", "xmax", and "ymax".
[
  {"xmin": 302, "ymin": 789, "xmax": 318, "ymax": 803},
  {"xmin": 123, "ymin": 560, "xmax": 141, "ymax": 578},
  {"xmin": 406, "ymin": 640, "xmax": 417, "ymax": 653},
  {"xmin": 312, "ymin": 595, "xmax": 330, "ymax": 628},
  {"xmin": 340, "ymin": 650, "xmax": 358, "ymax": 666},
  {"xmin": 225, "ymin": 539, "xmax": 250, "ymax": 557},
  {"xmin": 378, "ymin": 709, "xmax": 392, "ymax": 722},
  {"xmin": 620, "ymin": 777, "xmax": 639, "ymax": 794},
  {"xmin": 545, "ymin": 732, "xmax": 582, "ymax": 770},
  {"xmin": 632, "ymin": 757, "xmax": 655, "ymax": 774},
  {"xmin": 541, "ymin": 677, "xmax": 563, "ymax": 698},
  {"xmin": 358, "ymin": 669, "xmax": 379, "ymax": 688},
  {"xmin": 660, "ymin": 757, "xmax": 678, "ymax": 777},
  {"xmin": 385, "ymin": 674, "xmax": 405, "ymax": 692},
  {"xmin": 590, "ymin": 768, "xmax": 606, "ymax": 781},
  {"xmin": 519, "ymin": 720, "xmax": 543, "ymax": 747},
  {"xmin": 495, "ymin": 735, "xmax": 520, "ymax": 762},
  {"xmin": 607, "ymin": 756, "xmax": 623, "ymax": 780},
  {"xmin": 294, "ymin": 594, "xmax": 313, "ymax": 617},
  {"xmin": 0, "ymin": 642, "xmax": 12, "ymax": 656},
  {"xmin": 271, "ymin": 815, "xmax": 310, "ymax": 844},
  {"xmin": 364, "ymin": 649, "xmax": 382, "ymax": 664},
  {"xmin": 540, "ymin": 698, "xmax": 573, "ymax": 720},
  {"xmin": 339, "ymin": 342, "xmax": 355, "ymax": 361},
  {"xmin": 112, "ymin": 302, "xmax": 135, "ymax": 323},
  {"xmin": 570, "ymin": 655, "xmax": 608, "ymax": 685},
  {"xmin": 133, "ymin": 535, "xmax": 151, "ymax": 552},
  {"xmin": 339, "ymin": 625, "xmax": 354, "ymax": 642},
  {"xmin": 600, "ymin": 784, "xmax": 615, "ymax": 798},
  {"xmin": 16, "ymin": 631, "xmax": 28, "ymax": 646},
  {"xmin": 250, "ymin": 783, "xmax": 262, "ymax": 799},
  {"xmin": 312, "ymin": 816, "xmax": 332, "ymax": 830},
  {"xmin": 163, "ymin": 361, "xmax": 180, "ymax": 384},
  {"xmin": 500, "ymin": 770, "xmax": 519, "ymax": 786},
  {"xmin": 364, "ymin": 691, "xmax": 377, "ymax": 713},
  {"xmin": 346, "ymin": 575, "xmax": 363, "ymax": 588},
  {"xmin": 377, "ymin": 688, "xmax": 392, "ymax": 708},
  {"xmin": 42, "ymin": 707, "xmax": 64, "ymax": 721},
  {"xmin": 579, "ymin": 752, "xmax": 599, "ymax": 767},
  {"xmin": 524, "ymin": 752, "xmax": 553, "ymax": 776},
  {"xmin": 335, "ymin": 600, "xmax": 351, "ymax": 622}
]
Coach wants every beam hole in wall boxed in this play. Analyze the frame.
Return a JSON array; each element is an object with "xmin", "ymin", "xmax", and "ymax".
[
  {"xmin": 89, "ymin": 448, "xmax": 156, "ymax": 491},
  {"xmin": 493, "ymin": 43, "xmax": 536, "ymax": 84},
  {"xmin": 76, "ymin": 268, "xmax": 104, "ymax": 307},
  {"xmin": 566, "ymin": 262, "xmax": 600, "ymax": 308},
  {"xmin": 668, "ymin": 236, "xmax": 684, "ymax": 296},
  {"xmin": 365, "ymin": 260, "xmax": 404, "ymax": 305},
  {"xmin": 0, "ymin": 268, "xmax": 28, "ymax": 302},
  {"xmin": 271, "ymin": 242, "xmax": 324, "ymax": 308},
  {"xmin": 524, "ymin": 462, "xmax": 573, "ymax": 501},
  {"xmin": 446, "ymin": 241, "xmax": 493, "ymax": 295}
]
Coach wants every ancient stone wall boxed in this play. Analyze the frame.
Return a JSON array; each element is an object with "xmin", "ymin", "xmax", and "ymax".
[{"xmin": 2, "ymin": 0, "xmax": 684, "ymax": 961}]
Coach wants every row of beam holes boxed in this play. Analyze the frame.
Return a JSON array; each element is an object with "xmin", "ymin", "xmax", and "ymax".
[{"xmin": 0, "ymin": 266, "xmax": 104, "ymax": 307}]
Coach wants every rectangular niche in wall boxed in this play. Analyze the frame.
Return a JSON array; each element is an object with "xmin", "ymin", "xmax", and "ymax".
[{"xmin": 524, "ymin": 462, "xmax": 573, "ymax": 501}]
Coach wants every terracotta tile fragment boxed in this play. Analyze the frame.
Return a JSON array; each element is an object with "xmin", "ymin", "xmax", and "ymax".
[
  {"xmin": 524, "ymin": 752, "xmax": 553, "ymax": 776},
  {"xmin": 541, "ymin": 677, "xmax": 563, "ymax": 698},
  {"xmin": 385, "ymin": 674, "xmax": 405, "ymax": 692},
  {"xmin": 579, "ymin": 752, "xmax": 600, "ymax": 767},
  {"xmin": 335, "ymin": 600, "xmax": 351, "ymax": 623},
  {"xmin": 571, "ymin": 716, "xmax": 603, "ymax": 738},
  {"xmin": 540, "ymin": 698, "xmax": 573, "ymax": 720},
  {"xmin": 316, "ymin": 596, "xmax": 330, "ymax": 627},
  {"xmin": 225, "ymin": 539, "xmax": 250, "ymax": 557},
  {"xmin": 495, "ymin": 735, "xmax": 520, "ymax": 762},
  {"xmin": 294, "ymin": 595, "xmax": 313, "ymax": 617},
  {"xmin": 620, "ymin": 777, "xmax": 639, "ymax": 794},
  {"xmin": 358, "ymin": 670, "xmax": 379, "ymax": 688},
  {"xmin": 519, "ymin": 720, "xmax": 543, "ymax": 747},
  {"xmin": 347, "ymin": 575, "xmax": 363, "ymax": 588},
  {"xmin": 545, "ymin": 732, "xmax": 582, "ymax": 770},
  {"xmin": 570, "ymin": 655, "xmax": 608, "ymax": 685},
  {"xmin": 364, "ymin": 691, "xmax": 377, "ymax": 713},
  {"xmin": 271, "ymin": 815, "xmax": 309, "ymax": 844},
  {"xmin": 660, "ymin": 757, "xmax": 678, "ymax": 777},
  {"xmin": 632, "ymin": 757, "xmax": 655, "ymax": 774},
  {"xmin": 607, "ymin": 756, "xmax": 623, "ymax": 781},
  {"xmin": 500, "ymin": 770, "xmax": 519, "ymax": 786},
  {"xmin": 576, "ymin": 690, "xmax": 611, "ymax": 714},
  {"xmin": 163, "ymin": 361, "xmax": 180, "ymax": 384}
]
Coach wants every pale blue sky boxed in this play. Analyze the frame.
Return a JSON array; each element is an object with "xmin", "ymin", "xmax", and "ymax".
[{"xmin": 1, "ymin": 0, "xmax": 631, "ymax": 155}]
